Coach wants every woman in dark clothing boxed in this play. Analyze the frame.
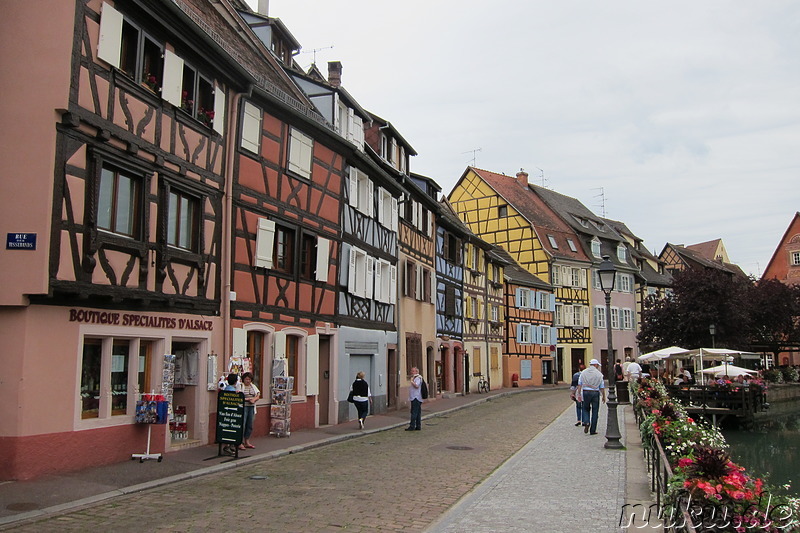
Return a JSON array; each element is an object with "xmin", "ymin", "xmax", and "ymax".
[{"xmin": 351, "ymin": 371, "xmax": 371, "ymax": 429}]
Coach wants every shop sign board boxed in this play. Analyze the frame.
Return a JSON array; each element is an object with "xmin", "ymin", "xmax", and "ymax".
[
  {"xmin": 216, "ymin": 390, "xmax": 244, "ymax": 445},
  {"xmin": 6, "ymin": 233, "xmax": 36, "ymax": 250}
]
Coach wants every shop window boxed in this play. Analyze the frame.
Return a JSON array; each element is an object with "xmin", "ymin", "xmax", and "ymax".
[
  {"xmin": 98, "ymin": 164, "xmax": 142, "ymax": 238},
  {"xmin": 167, "ymin": 188, "xmax": 200, "ymax": 252},
  {"xmin": 138, "ymin": 341, "xmax": 152, "ymax": 396},
  {"xmin": 81, "ymin": 340, "xmax": 103, "ymax": 419},
  {"xmin": 111, "ymin": 341, "xmax": 130, "ymax": 415}
]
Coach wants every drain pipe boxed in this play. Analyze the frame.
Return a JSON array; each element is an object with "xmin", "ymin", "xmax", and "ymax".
[{"xmin": 221, "ymin": 86, "xmax": 253, "ymax": 368}]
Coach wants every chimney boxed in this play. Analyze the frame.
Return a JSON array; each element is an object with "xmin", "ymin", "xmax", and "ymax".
[
  {"xmin": 257, "ymin": 0, "xmax": 269, "ymax": 16},
  {"xmin": 328, "ymin": 61, "xmax": 342, "ymax": 88},
  {"xmin": 516, "ymin": 169, "xmax": 529, "ymax": 187}
]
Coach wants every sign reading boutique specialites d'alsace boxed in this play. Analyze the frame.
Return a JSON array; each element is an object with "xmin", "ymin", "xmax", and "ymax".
[
  {"xmin": 216, "ymin": 390, "xmax": 244, "ymax": 446},
  {"xmin": 6, "ymin": 233, "xmax": 36, "ymax": 250}
]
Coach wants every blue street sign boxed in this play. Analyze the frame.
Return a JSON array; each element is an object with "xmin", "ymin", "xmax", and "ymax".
[{"xmin": 6, "ymin": 233, "xmax": 37, "ymax": 250}]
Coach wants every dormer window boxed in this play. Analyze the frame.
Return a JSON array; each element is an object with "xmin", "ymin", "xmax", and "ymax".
[
  {"xmin": 567, "ymin": 239, "xmax": 577, "ymax": 252},
  {"xmin": 617, "ymin": 244, "xmax": 627, "ymax": 262},
  {"xmin": 591, "ymin": 239, "xmax": 601, "ymax": 258},
  {"xmin": 547, "ymin": 235, "xmax": 558, "ymax": 249},
  {"xmin": 573, "ymin": 215, "xmax": 589, "ymax": 228}
]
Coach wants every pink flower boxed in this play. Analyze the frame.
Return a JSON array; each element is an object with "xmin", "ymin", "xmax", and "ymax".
[{"xmin": 678, "ymin": 458, "xmax": 694, "ymax": 468}]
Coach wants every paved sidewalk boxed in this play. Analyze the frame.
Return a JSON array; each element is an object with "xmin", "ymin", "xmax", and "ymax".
[
  {"xmin": 427, "ymin": 401, "xmax": 631, "ymax": 533},
  {"xmin": 0, "ymin": 387, "xmax": 654, "ymax": 531}
]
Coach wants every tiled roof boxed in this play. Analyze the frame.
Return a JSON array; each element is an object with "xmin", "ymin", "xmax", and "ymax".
[
  {"xmin": 667, "ymin": 244, "xmax": 746, "ymax": 277},
  {"xmin": 686, "ymin": 239, "xmax": 723, "ymax": 261},
  {"xmin": 470, "ymin": 168, "xmax": 590, "ymax": 264}
]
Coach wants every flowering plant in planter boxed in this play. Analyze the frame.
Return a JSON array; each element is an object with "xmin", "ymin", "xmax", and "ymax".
[{"xmin": 198, "ymin": 107, "xmax": 215, "ymax": 128}]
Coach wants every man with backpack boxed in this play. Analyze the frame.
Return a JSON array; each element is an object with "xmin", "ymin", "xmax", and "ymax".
[{"xmin": 406, "ymin": 367, "xmax": 424, "ymax": 431}]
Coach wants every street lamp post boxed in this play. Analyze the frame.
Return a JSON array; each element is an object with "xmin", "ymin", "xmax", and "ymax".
[
  {"xmin": 598, "ymin": 256, "xmax": 623, "ymax": 449},
  {"xmin": 709, "ymin": 324, "xmax": 716, "ymax": 349}
]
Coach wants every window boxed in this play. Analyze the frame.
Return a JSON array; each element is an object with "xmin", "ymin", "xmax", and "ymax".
[
  {"xmin": 791, "ymin": 251, "xmax": 800, "ymax": 266},
  {"xmin": 517, "ymin": 323, "xmax": 532, "ymax": 344},
  {"xmin": 273, "ymin": 226, "xmax": 295, "ymax": 274},
  {"xmin": 337, "ymin": 104, "xmax": 364, "ymax": 149},
  {"xmin": 377, "ymin": 188, "xmax": 397, "ymax": 231},
  {"xmin": 286, "ymin": 335, "xmax": 299, "ymax": 395},
  {"xmin": 98, "ymin": 164, "xmax": 142, "ymax": 238},
  {"xmin": 118, "ymin": 18, "xmax": 163, "ymax": 94},
  {"xmin": 445, "ymin": 233, "xmax": 460, "ymax": 263},
  {"xmin": 406, "ymin": 334, "xmax": 422, "ymax": 373},
  {"xmin": 555, "ymin": 303, "xmax": 564, "ymax": 326},
  {"xmin": 622, "ymin": 308, "xmax": 633, "ymax": 330},
  {"xmin": 541, "ymin": 326, "xmax": 551, "ymax": 345},
  {"xmin": 618, "ymin": 273, "xmax": 632, "ymax": 293},
  {"xmin": 547, "ymin": 235, "xmax": 558, "ymax": 249},
  {"xmin": 595, "ymin": 306, "xmax": 606, "ymax": 329},
  {"xmin": 247, "ymin": 331, "xmax": 266, "ymax": 392},
  {"xmin": 617, "ymin": 244, "xmax": 627, "ymax": 262},
  {"xmin": 348, "ymin": 246, "xmax": 371, "ymax": 298},
  {"xmin": 161, "ymin": 49, "xmax": 224, "ymax": 132},
  {"xmin": 516, "ymin": 288, "xmax": 531, "ymax": 309},
  {"xmin": 445, "ymin": 285, "xmax": 456, "ymax": 317},
  {"xmin": 498, "ymin": 205, "xmax": 508, "ymax": 217},
  {"xmin": 573, "ymin": 305, "xmax": 586, "ymax": 327},
  {"xmin": 375, "ymin": 259, "xmax": 397, "ymax": 304},
  {"xmin": 288, "ymin": 128, "xmax": 313, "ymax": 178},
  {"xmin": 167, "ymin": 189, "xmax": 199, "ymax": 252},
  {"xmin": 571, "ymin": 268, "xmax": 583, "ymax": 288},
  {"xmin": 591, "ymin": 239, "xmax": 601, "ymax": 258},
  {"xmin": 610, "ymin": 307, "xmax": 620, "ymax": 329},
  {"xmin": 567, "ymin": 239, "xmax": 577, "ymax": 252},
  {"xmin": 299, "ymin": 233, "xmax": 316, "ymax": 280},
  {"xmin": 80, "ymin": 337, "xmax": 139, "ymax": 420},
  {"xmin": 241, "ymin": 101, "xmax": 262, "ymax": 153},
  {"xmin": 552, "ymin": 265, "xmax": 561, "ymax": 286},
  {"xmin": 491, "ymin": 304, "xmax": 499, "ymax": 322},
  {"xmin": 349, "ymin": 167, "xmax": 373, "ymax": 216}
]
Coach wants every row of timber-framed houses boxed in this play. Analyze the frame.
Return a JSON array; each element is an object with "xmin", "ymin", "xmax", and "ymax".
[
  {"xmin": 0, "ymin": 0, "xmax": 565, "ymax": 481},
  {"xmin": 448, "ymin": 167, "xmax": 673, "ymax": 382}
]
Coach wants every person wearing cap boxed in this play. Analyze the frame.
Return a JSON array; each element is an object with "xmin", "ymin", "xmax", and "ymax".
[{"xmin": 576, "ymin": 359, "xmax": 606, "ymax": 435}]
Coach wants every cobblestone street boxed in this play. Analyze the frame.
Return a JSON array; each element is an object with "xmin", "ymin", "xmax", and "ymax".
[{"xmin": 7, "ymin": 390, "xmax": 567, "ymax": 533}]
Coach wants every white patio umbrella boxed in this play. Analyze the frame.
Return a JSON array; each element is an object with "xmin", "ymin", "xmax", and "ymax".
[
  {"xmin": 700, "ymin": 364, "xmax": 757, "ymax": 378},
  {"xmin": 664, "ymin": 348, "xmax": 738, "ymax": 385},
  {"xmin": 637, "ymin": 346, "xmax": 688, "ymax": 363}
]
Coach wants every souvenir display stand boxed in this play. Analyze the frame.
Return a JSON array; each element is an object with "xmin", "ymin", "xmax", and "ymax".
[
  {"xmin": 270, "ymin": 376, "xmax": 293, "ymax": 437},
  {"xmin": 132, "ymin": 394, "xmax": 168, "ymax": 462}
]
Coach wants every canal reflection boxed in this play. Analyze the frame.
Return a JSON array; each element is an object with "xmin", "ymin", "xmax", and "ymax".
[{"xmin": 723, "ymin": 414, "xmax": 800, "ymax": 488}]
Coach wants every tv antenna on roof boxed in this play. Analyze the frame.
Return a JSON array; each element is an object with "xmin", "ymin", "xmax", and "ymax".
[
  {"xmin": 301, "ymin": 45, "xmax": 334, "ymax": 65},
  {"xmin": 535, "ymin": 167, "xmax": 548, "ymax": 188},
  {"xmin": 463, "ymin": 147, "xmax": 482, "ymax": 167},
  {"xmin": 592, "ymin": 187, "xmax": 607, "ymax": 218}
]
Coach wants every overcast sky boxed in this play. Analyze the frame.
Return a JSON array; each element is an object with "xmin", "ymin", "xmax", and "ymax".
[{"xmin": 249, "ymin": 1, "xmax": 799, "ymax": 277}]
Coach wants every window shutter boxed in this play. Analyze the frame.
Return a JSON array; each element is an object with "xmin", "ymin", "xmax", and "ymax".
[
  {"xmin": 348, "ymin": 246, "xmax": 358, "ymax": 295},
  {"xmin": 367, "ymin": 181, "xmax": 374, "ymax": 217},
  {"xmin": 346, "ymin": 108, "xmax": 355, "ymax": 143},
  {"xmin": 549, "ymin": 294, "xmax": 556, "ymax": 312},
  {"xmin": 273, "ymin": 331, "xmax": 286, "ymax": 360},
  {"xmin": 391, "ymin": 196, "xmax": 398, "ymax": 232},
  {"xmin": 465, "ymin": 296, "xmax": 472, "ymax": 318},
  {"xmin": 534, "ymin": 325, "xmax": 542, "ymax": 345},
  {"xmin": 375, "ymin": 260, "xmax": 384, "ymax": 302},
  {"xmin": 349, "ymin": 168, "xmax": 358, "ymax": 207},
  {"xmin": 516, "ymin": 325, "xmax": 524, "ymax": 344},
  {"xmin": 97, "ymin": 2, "xmax": 123, "ymax": 68},
  {"xmin": 415, "ymin": 264, "xmax": 423, "ymax": 301},
  {"xmin": 306, "ymin": 334, "xmax": 319, "ymax": 396},
  {"xmin": 564, "ymin": 306, "xmax": 573, "ymax": 327},
  {"xmin": 390, "ymin": 265, "xmax": 397, "ymax": 304},
  {"xmin": 365, "ymin": 256, "xmax": 374, "ymax": 299},
  {"xmin": 232, "ymin": 327, "xmax": 247, "ymax": 358},
  {"xmin": 416, "ymin": 202, "xmax": 423, "ymax": 231},
  {"xmin": 254, "ymin": 218, "xmax": 275, "ymax": 269},
  {"xmin": 352, "ymin": 114, "xmax": 364, "ymax": 149},
  {"xmin": 213, "ymin": 85, "xmax": 226, "ymax": 135},
  {"xmin": 515, "ymin": 288, "xmax": 523, "ymax": 308},
  {"xmin": 377, "ymin": 187, "xmax": 385, "ymax": 225},
  {"xmin": 583, "ymin": 306, "xmax": 590, "ymax": 328},
  {"xmin": 430, "ymin": 270, "xmax": 436, "ymax": 305},
  {"xmin": 241, "ymin": 101, "xmax": 262, "ymax": 153},
  {"xmin": 162, "ymin": 50, "xmax": 184, "ymax": 107},
  {"xmin": 315, "ymin": 237, "xmax": 330, "ymax": 282}
]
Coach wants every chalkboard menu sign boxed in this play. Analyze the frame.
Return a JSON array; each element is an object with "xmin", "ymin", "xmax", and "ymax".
[{"xmin": 216, "ymin": 390, "xmax": 244, "ymax": 445}]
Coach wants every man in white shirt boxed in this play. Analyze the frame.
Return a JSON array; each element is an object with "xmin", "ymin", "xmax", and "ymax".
[
  {"xmin": 626, "ymin": 360, "xmax": 643, "ymax": 381},
  {"xmin": 576, "ymin": 359, "xmax": 606, "ymax": 435}
]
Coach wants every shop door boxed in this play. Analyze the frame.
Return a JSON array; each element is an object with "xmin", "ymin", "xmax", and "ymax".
[{"xmin": 318, "ymin": 336, "xmax": 330, "ymax": 425}]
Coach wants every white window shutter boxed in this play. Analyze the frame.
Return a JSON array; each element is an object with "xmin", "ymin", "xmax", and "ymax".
[
  {"xmin": 162, "ymin": 50, "xmax": 184, "ymax": 107},
  {"xmin": 273, "ymin": 331, "xmax": 286, "ymax": 360},
  {"xmin": 97, "ymin": 2, "xmax": 123, "ymax": 68},
  {"xmin": 347, "ymin": 108, "xmax": 355, "ymax": 143},
  {"xmin": 583, "ymin": 306, "xmax": 590, "ymax": 327},
  {"xmin": 375, "ymin": 260, "xmax": 384, "ymax": 302},
  {"xmin": 315, "ymin": 237, "xmax": 330, "ymax": 282},
  {"xmin": 348, "ymin": 246, "xmax": 358, "ymax": 295},
  {"xmin": 411, "ymin": 200, "xmax": 418, "ymax": 227},
  {"xmin": 232, "ymin": 328, "xmax": 247, "ymax": 358},
  {"xmin": 550, "ymin": 294, "xmax": 556, "ymax": 312},
  {"xmin": 352, "ymin": 114, "xmax": 364, "ymax": 150},
  {"xmin": 349, "ymin": 168, "xmax": 358, "ymax": 207},
  {"xmin": 213, "ymin": 85, "xmax": 226, "ymax": 135},
  {"xmin": 241, "ymin": 101, "xmax": 262, "ymax": 153},
  {"xmin": 366, "ymin": 256, "xmax": 375, "ymax": 299},
  {"xmin": 391, "ymin": 196, "xmax": 398, "ymax": 232},
  {"xmin": 416, "ymin": 202, "xmax": 423, "ymax": 231},
  {"xmin": 255, "ymin": 218, "xmax": 275, "ymax": 269},
  {"xmin": 377, "ymin": 188, "xmax": 385, "ymax": 226},
  {"xmin": 416, "ymin": 263, "xmax": 423, "ymax": 301},
  {"xmin": 390, "ymin": 265, "xmax": 397, "ymax": 304},
  {"xmin": 430, "ymin": 271, "xmax": 436, "ymax": 304},
  {"xmin": 367, "ymin": 181, "xmax": 374, "ymax": 217},
  {"xmin": 306, "ymin": 335, "xmax": 319, "ymax": 396}
]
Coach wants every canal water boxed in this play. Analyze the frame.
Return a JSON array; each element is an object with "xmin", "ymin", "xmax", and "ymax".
[{"xmin": 723, "ymin": 414, "xmax": 800, "ymax": 489}]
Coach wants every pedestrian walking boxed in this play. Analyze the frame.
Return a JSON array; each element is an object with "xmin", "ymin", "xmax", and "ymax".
[
  {"xmin": 351, "ymin": 371, "xmax": 372, "ymax": 429},
  {"xmin": 570, "ymin": 364, "xmax": 585, "ymax": 426},
  {"xmin": 576, "ymin": 359, "xmax": 606, "ymax": 435},
  {"xmin": 406, "ymin": 366, "xmax": 423, "ymax": 431},
  {"xmin": 240, "ymin": 372, "xmax": 260, "ymax": 449}
]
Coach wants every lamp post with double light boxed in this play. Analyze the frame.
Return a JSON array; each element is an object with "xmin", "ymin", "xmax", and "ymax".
[{"xmin": 598, "ymin": 256, "xmax": 623, "ymax": 449}]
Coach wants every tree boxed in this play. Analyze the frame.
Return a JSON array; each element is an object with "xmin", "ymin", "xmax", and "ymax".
[
  {"xmin": 638, "ymin": 268, "xmax": 753, "ymax": 351},
  {"xmin": 748, "ymin": 278, "xmax": 800, "ymax": 359}
]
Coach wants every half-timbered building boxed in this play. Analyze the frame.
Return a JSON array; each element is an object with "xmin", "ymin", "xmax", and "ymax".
[
  {"xmin": 448, "ymin": 167, "xmax": 592, "ymax": 383},
  {"xmin": 493, "ymin": 248, "xmax": 556, "ymax": 387},
  {"xmin": 0, "ymin": 0, "xmax": 277, "ymax": 479}
]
